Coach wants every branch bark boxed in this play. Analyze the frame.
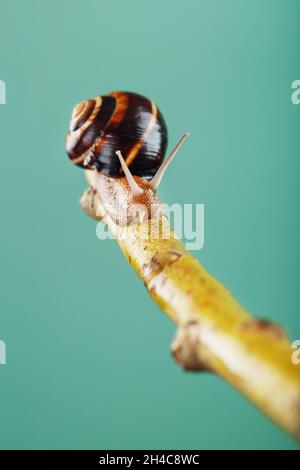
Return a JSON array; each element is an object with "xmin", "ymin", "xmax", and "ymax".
[{"xmin": 80, "ymin": 170, "xmax": 300, "ymax": 442}]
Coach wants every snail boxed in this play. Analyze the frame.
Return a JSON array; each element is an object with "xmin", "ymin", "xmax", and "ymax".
[{"xmin": 66, "ymin": 91, "xmax": 189, "ymax": 225}]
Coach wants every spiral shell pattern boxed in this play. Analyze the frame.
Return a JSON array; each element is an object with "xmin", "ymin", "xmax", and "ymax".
[{"xmin": 66, "ymin": 91, "xmax": 168, "ymax": 179}]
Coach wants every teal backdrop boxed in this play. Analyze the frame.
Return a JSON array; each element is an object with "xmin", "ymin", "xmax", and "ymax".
[{"xmin": 0, "ymin": 0, "xmax": 299, "ymax": 450}]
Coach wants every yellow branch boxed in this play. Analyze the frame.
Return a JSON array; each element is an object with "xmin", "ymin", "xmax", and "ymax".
[{"xmin": 81, "ymin": 171, "xmax": 300, "ymax": 442}]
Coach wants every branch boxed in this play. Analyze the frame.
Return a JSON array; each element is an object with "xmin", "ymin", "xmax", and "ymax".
[{"xmin": 80, "ymin": 170, "xmax": 300, "ymax": 442}]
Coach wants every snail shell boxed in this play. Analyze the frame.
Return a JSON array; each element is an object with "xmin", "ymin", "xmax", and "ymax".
[{"xmin": 66, "ymin": 91, "xmax": 168, "ymax": 179}]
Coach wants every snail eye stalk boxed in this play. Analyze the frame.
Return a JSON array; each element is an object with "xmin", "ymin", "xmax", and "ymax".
[
  {"xmin": 115, "ymin": 150, "xmax": 143, "ymax": 196},
  {"xmin": 150, "ymin": 132, "xmax": 190, "ymax": 190}
]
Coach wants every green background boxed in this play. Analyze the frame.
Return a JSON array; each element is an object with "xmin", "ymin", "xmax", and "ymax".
[{"xmin": 0, "ymin": 0, "xmax": 299, "ymax": 450}]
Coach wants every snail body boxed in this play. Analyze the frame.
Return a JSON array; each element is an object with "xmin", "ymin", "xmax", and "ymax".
[
  {"xmin": 94, "ymin": 171, "xmax": 161, "ymax": 226},
  {"xmin": 66, "ymin": 90, "xmax": 189, "ymax": 225}
]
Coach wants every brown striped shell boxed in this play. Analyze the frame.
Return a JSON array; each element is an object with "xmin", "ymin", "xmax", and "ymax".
[{"xmin": 66, "ymin": 91, "xmax": 168, "ymax": 179}]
